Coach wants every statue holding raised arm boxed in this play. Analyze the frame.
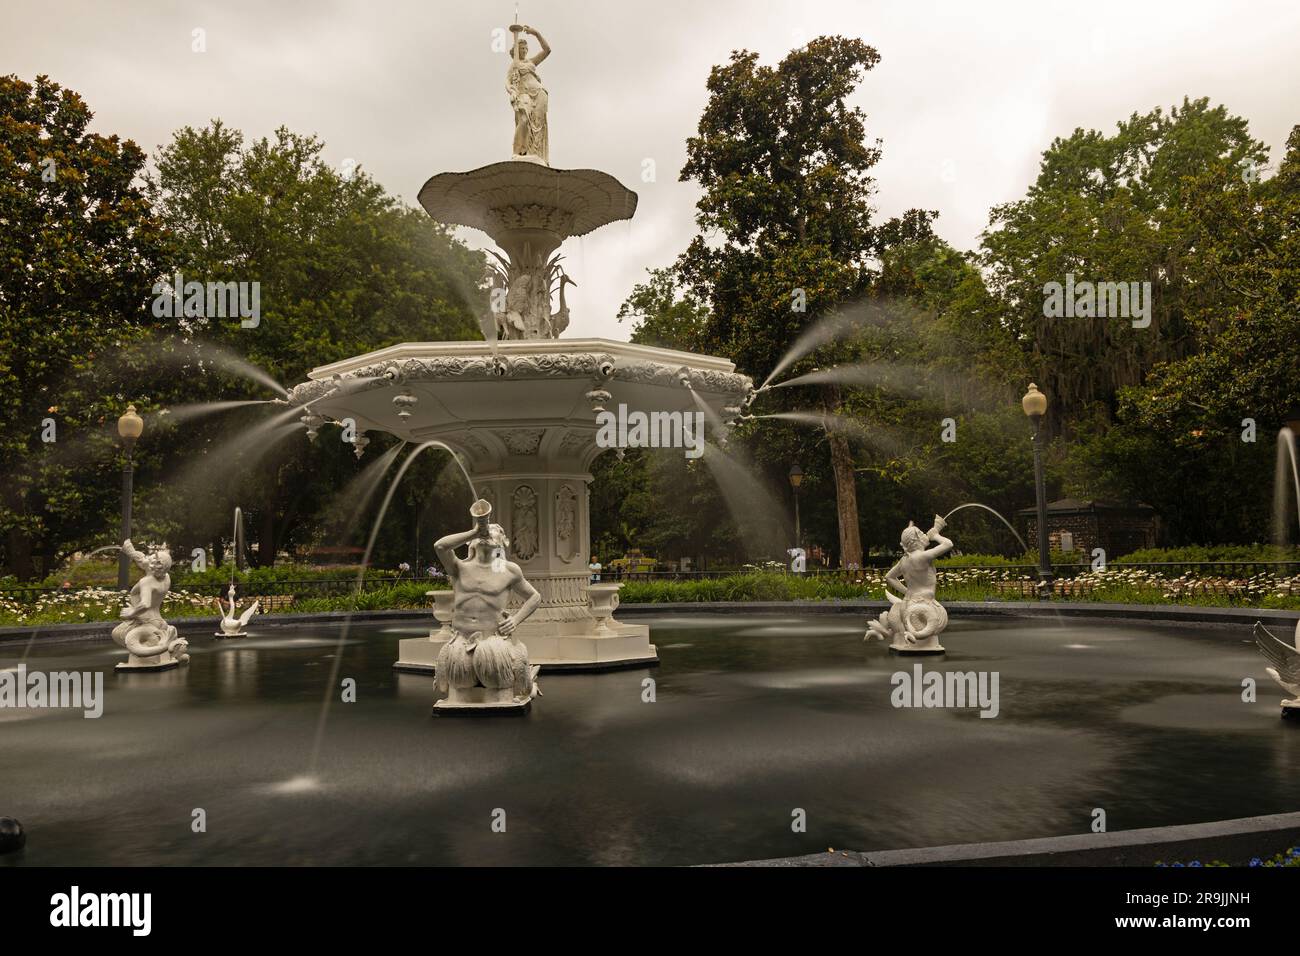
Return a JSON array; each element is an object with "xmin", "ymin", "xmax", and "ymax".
[
  {"xmin": 506, "ymin": 23, "xmax": 551, "ymax": 164},
  {"xmin": 866, "ymin": 516, "xmax": 954, "ymax": 655},
  {"xmin": 112, "ymin": 539, "xmax": 190, "ymax": 671},
  {"xmin": 432, "ymin": 499, "xmax": 543, "ymax": 713}
]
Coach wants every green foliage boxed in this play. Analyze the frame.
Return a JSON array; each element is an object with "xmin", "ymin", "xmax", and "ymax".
[
  {"xmin": 1104, "ymin": 125, "xmax": 1300, "ymax": 543},
  {"xmin": 1114, "ymin": 544, "xmax": 1300, "ymax": 563},
  {"xmin": 0, "ymin": 74, "xmax": 169, "ymax": 579},
  {"xmin": 6, "ymin": 61, "xmax": 1298, "ymax": 581},
  {"xmin": 619, "ymin": 573, "xmax": 871, "ymax": 603},
  {"xmin": 0, "ymin": 100, "xmax": 489, "ymax": 580},
  {"xmin": 629, "ymin": 37, "xmax": 942, "ymax": 567},
  {"xmin": 981, "ymin": 97, "xmax": 1268, "ymax": 430},
  {"xmin": 0, "ymin": 580, "xmax": 436, "ymax": 627},
  {"xmin": 136, "ymin": 121, "xmax": 486, "ymax": 569},
  {"xmin": 612, "ymin": 569, "xmax": 1300, "ymax": 608},
  {"xmin": 617, "ymin": 267, "xmax": 710, "ymax": 351},
  {"xmin": 613, "ymin": 79, "xmax": 1297, "ymax": 562}
]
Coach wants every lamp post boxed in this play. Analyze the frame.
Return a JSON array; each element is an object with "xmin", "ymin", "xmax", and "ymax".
[
  {"xmin": 116, "ymin": 404, "xmax": 143, "ymax": 590},
  {"xmin": 1021, "ymin": 384, "xmax": 1053, "ymax": 599},
  {"xmin": 788, "ymin": 464, "xmax": 803, "ymax": 550}
]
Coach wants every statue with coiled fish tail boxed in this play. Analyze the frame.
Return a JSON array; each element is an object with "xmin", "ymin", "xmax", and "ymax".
[
  {"xmin": 112, "ymin": 540, "xmax": 189, "ymax": 671},
  {"xmin": 866, "ymin": 516, "xmax": 954, "ymax": 655}
]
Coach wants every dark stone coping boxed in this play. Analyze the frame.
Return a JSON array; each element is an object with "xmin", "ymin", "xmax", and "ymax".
[
  {"xmin": 0, "ymin": 609, "xmax": 424, "ymax": 646},
  {"xmin": 719, "ymin": 811, "xmax": 1300, "ymax": 867},
  {"xmin": 3, "ymin": 601, "xmax": 1295, "ymax": 646},
  {"xmin": 615, "ymin": 600, "xmax": 1300, "ymax": 629}
]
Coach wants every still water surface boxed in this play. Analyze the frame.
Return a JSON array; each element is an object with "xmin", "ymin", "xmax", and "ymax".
[{"xmin": 1, "ymin": 614, "xmax": 1294, "ymax": 865}]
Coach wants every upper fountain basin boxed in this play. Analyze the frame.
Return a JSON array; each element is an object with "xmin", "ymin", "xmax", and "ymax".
[{"xmin": 417, "ymin": 162, "xmax": 638, "ymax": 246}]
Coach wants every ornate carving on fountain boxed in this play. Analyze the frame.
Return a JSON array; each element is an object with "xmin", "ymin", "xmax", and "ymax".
[
  {"xmin": 486, "ymin": 251, "xmax": 575, "ymax": 341},
  {"xmin": 511, "ymin": 485, "xmax": 540, "ymax": 560},
  {"xmin": 504, "ymin": 352, "xmax": 613, "ymax": 378},
  {"xmin": 417, "ymin": 165, "xmax": 637, "ymax": 246},
  {"xmin": 487, "ymin": 203, "xmax": 576, "ymax": 234},
  {"xmin": 457, "ymin": 434, "xmax": 491, "ymax": 459},
  {"xmin": 500, "ymin": 428, "xmax": 545, "ymax": 456},
  {"xmin": 555, "ymin": 484, "xmax": 579, "ymax": 562},
  {"xmin": 557, "ymin": 430, "xmax": 593, "ymax": 457},
  {"xmin": 611, "ymin": 360, "xmax": 751, "ymax": 397},
  {"xmin": 510, "ymin": 573, "xmax": 595, "ymax": 622},
  {"xmin": 285, "ymin": 351, "xmax": 752, "ymax": 415},
  {"xmin": 587, "ymin": 583, "xmax": 622, "ymax": 634}
]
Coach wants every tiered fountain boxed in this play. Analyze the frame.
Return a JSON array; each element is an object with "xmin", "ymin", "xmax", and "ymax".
[{"xmin": 287, "ymin": 22, "xmax": 754, "ymax": 672}]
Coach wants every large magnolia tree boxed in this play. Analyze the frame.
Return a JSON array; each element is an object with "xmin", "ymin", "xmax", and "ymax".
[
  {"xmin": 672, "ymin": 37, "xmax": 935, "ymax": 567},
  {"xmin": 0, "ymin": 74, "xmax": 168, "ymax": 580}
]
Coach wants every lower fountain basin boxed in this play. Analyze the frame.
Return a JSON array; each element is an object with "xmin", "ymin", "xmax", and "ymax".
[{"xmin": 2, "ymin": 613, "xmax": 1291, "ymax": 866}]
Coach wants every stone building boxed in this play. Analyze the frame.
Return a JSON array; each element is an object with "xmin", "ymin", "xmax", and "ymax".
[{"xmin": 1017, "ymin": 498, "xmax": 1158, "ymax": 559}]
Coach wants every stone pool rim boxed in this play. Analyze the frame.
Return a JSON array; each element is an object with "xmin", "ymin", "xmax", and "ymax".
[{"xmin": 722, "ymin": 809, "xmax": 1300, "ymax": 868}]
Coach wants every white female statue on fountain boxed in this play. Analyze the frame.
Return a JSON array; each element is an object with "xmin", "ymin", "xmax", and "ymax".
[
  {"xmin": 866, "ymin": 516, "xmax": 954, "ymax": 655},
  {"xmin": 112, "ymin": 539, "xmax": 190, "ymax": 671},
  {"xmin": 433, "ymin": 499, "xmax": 543, "ymax": 713},
  {"xmin": 507, "ymin": 23, "xmax": 551, "ymax": 164}
]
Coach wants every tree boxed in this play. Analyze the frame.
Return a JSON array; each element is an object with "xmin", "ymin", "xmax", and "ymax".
[
  {"xmin": 673, "ymin": 37, "xmax": 935, "ymax": 567},
  {"xmin": 142, "ymin": 122, "xmax": 488, "ymax": 565},
  {"xmin": 0, "ymin": 75, "xmax": 168, "ymax": 579},
  {"xmin": 616, "ymin": 267, "xmax": 709, "ymax": 351},
  {"xmin": 1100, "ymin": 125, "xmax": 1300, "ymax": 543},
  {"xmin": 980, "ymin": 97, "xmax": 1268, "ymax": 432}
]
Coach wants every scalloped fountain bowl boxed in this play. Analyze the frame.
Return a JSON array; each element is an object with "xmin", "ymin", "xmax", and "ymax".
[{"xmin": 287, "ymin": 338, "xmax": 754, "ymax": 672}]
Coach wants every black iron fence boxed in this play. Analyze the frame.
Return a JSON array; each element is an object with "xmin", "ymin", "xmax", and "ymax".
[
  {"xmin": 4, "ymin": 562, "xmax": 1299, "ymax": 603},
  {"xmin": 605, "ymin": 561, "xmax": 1300, "ymax": 582},
  {"xmin": 0, "ymin": 575, "xmax": 441, "ymax": 604}
]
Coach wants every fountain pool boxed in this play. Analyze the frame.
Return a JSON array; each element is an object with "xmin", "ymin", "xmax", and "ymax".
[{"xmin": 1, "ymin": 613, "xmax": 1295, "ymax": 866}]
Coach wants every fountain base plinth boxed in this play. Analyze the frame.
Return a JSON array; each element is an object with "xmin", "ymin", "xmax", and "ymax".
[
  {"xmin": 115, "ymin": 657, "xmax": 183, "ymax": 672},
  {"xmin": 214, "ymin": 630, "xmax": 249, "ymax": 639},
  {"xmin": 397, "ymin": 620, "xmax": 656, "ymax": 673},
  {"xmin": 433, "ymin": 684, "xmax": 535, "ymax": 716},
  {"xmin": 889, "ymin": 643, "xmax": 946, "ymax": 656}
]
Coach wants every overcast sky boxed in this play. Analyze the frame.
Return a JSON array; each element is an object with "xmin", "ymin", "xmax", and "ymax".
[{"xmin": 3, "ymin": 0, "xmax": 1297, "ymax": 339}]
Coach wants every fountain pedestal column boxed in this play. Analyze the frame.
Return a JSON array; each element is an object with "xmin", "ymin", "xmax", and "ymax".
[{"xmin": 396, "ymin": 431, "xmax": 652, "ymax": 673}]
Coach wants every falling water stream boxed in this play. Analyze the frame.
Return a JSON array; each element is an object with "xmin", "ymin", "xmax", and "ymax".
[
  {"xmin": 229, "ymin": 507, "xmax": 247, "ymax": 577},
  {"xmin": 1274, "ymin": 427, "xmax": 1300, "ymax": 544},
  {"xmin": 942, "ymin": 503, "xmax": 1030, "ymax": 555},
  {"xmin": 306, "ymin": 440, "xmax": 476, "ymax": 776},
  {"xmin": 698, "ymin": 442, "xmax": 790, "ymax": 558},
  {"xmin": 755, "ymin": 411, "xmax": 907, "ymax": 458},
  {"xmin": 772, "ymin": 360, "xmax": 950, "ymax": 397}
]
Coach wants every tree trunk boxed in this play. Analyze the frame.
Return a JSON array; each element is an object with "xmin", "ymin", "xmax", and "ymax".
[
  {"xmin": 257, "ymin": 507, "xmax": 275, "ymax": 567},
  {"xmin": 823, "ymin": 385, "xmax": 863, "ymax": 569},
  {"xmin": 5, "ymin": 528, "xmax": 35, "ymax": 581},
  {"xmin": 273, "ymin": 482, "xmax": 308, "ymax": 563}
]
